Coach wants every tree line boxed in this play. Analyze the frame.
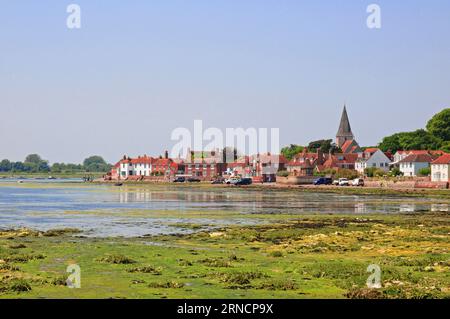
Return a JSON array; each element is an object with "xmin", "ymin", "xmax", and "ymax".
[
  {"xmin": 0, "ymin": 154, "xmax": 112, "ymax": 173},
  {"xmin": 378, "ymin": 108, "xmax": 450, "ymax": 153}
]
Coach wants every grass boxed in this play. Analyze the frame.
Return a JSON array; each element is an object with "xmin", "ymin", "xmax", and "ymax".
[{"xmin": 0, "ymin": 212, "xmax": 448, "ymax": 299}]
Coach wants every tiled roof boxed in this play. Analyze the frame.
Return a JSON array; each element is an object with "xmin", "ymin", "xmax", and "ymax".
[
  {"xmin": 341, "ymin": 140, "xmax": 357, "ymax": 153},
  {"xmin": 432, "ymin": 154, "xmax": 450, "ymax": 165},
  {"xmin": 398, "ymin": 154, "xmax": 433, "ymax": 163},
  {"xmin": 286, "ymin": 160, "xmax": 313, "ymax": 168},
  {"xmin": 364, "ymin": 148, "xmax": 379, "ymax": 154}
]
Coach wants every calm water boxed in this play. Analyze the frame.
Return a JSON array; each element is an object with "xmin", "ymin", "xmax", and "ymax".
[{"xmin": 0, "ymin": 180, "xmax": 448, "ymax": 237}]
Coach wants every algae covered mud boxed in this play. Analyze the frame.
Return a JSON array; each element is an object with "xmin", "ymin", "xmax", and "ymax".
[{"xmin": 0, "ymin": 182, "xmax": 449, "ymax": 298}]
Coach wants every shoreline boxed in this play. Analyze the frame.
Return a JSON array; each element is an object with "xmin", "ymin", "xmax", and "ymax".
[{"xmin": 95, "ymin": 180, "xmax": 450, "ymax": 198}]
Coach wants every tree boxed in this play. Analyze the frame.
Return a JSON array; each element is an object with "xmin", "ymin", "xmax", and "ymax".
[
  {"xmin": 379, "ymin": 130, "xmax": 442, "ymax": 153},
  {"xmin": 440, "ymin": 141, "xmax": 450, "ymax": 153},
  {"xmin": 11, "ymin": 162, "xmax": 25, "ymax": 172},
  {"xmin": 365, "ymin": 167, "xmax": 386, "ymax": 178},
  {"xmin": 379, "ymin": 109, "xmax": 450, "ymax": 153},
  {"xmin": 418, "ymin": 167, "xmax": 431, "ymax": 176},
  {"xmin": 280, "ymin": 144, "xmax": 304, "ymax": 160},
  {"xmin": 24, "ymin": 154, "xmax": 43, "ymax": 164},
  {"xmin": 22, "ymin": 154, "xmax": 50, "ymax": 172},
  {"xmin": 307, "ymin": 139, "xmax": 340, "ymax": 154},
  {"xmin": 0, "ymin": 159, "xmax": 12, "ymax": 172},
  {"xmin": 83, "ymin": 156, "xmax": 111, "ymax": 172},
  {"xmin": 426, "ymin": 108, "xmax": 450, "ymax": 141},
  {"xmin": 389, "ymin": 167, "xmax": 403, "ymax": 177}
]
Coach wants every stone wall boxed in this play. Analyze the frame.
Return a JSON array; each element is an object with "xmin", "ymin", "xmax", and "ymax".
[{"xmin": 277, "ymin": 176, "xmax": 317, "ymax": 185}]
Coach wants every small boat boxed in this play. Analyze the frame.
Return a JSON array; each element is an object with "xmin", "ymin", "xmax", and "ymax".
[
  {"xmin": 114, "ymin": 182, "xmax": 123, "ymax": 187},
  {"xmin": 48, "ymin": 176, "xmax": 56, "ymax": 180}
]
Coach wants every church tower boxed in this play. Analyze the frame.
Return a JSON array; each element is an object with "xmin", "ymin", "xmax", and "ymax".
[{"xmin": 336, "ymin": 105, "xmax": 354, "ymax": 148}]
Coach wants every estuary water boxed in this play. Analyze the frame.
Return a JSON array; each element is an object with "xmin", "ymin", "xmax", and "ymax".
[{"xmin": 0, "ymin": 180, "xmax": 448, "ymax": 237}]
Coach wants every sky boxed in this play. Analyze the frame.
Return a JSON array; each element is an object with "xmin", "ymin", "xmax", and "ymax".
[{"xmin": 1, "ymin": 0, "xmax": 449, "ymax": 164}]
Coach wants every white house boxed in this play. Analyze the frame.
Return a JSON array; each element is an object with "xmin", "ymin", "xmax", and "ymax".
[
  {"xmin": 118, "ymin": 155, "xmax": 153, "ymax": 178},
  {"xmin": 398, "ymin": 154, "xmax": 433, "ymax": 177},
  {"xmin": 355, "ymin": 149, "xmax": 391, "ymax": 174},
  {"xmin": 392, "ymin": 150, "xmax": 428, "ymax": 166},
  {"xmin": 431, "ymin": 154, "xmax": 450, "ymax": 182}
]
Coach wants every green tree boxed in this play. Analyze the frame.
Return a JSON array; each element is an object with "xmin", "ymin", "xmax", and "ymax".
[
  {"xmin": 418, "ymin": 167, "xmax": 431, "ymax": 176},
  {"xmin": 307, "ymin": 139, "xmax": 340, "ymax": 153},
  {"xmin": 24, "ymin": 154, "xmax": 43, "ymax": 164},
  {"xmin": 364, "ymin": 167, "xmax": 386, "ymax": 178},
  {"xmin": 426, "ymin": 108, "xmax": 450, "ymax": 141},
  {"xmin": 23, "ymin": 154, "xmax": 49, "ymax": 172},
  {"xmin": 440, "ymin": 141, "xmax": 450, "ymax": 153},
  {"xmin": 0, "ymin": 159, "xmax": 12, "ymax": 172},
  {"xmin": 379, "ymin": 130, "xmax": 442, "ymax": 153},
  {"xmin": 280, "ymin": 144, "xmax": 304, "ymax": 160},
  {"xmin": 83, "ymin": 156, "xmax": 111, "ymax": 172},
  {"xmin": 389, "ymin": 167, "xmax": 403, "ymax": 177}
]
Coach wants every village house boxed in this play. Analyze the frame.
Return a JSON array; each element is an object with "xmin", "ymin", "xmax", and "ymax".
[
  {"xmin": 431, "ymin": 153, "xmax": 450, "ymax": 182},
  {"xmin": 111, "ymin": 152, "xmax": 183, "ymax": 180},
  {"xmin": 391, "ymin": 150, "xmax": 444, "ymax": 167},
  {"xmin": 398, "ymin": 154, "xmax": 434, "ymax": 177},
  {"xmin": 115, "ymin": 155, "xmax": 154, "ymax": 179},
  {"xmin": 184, "ymin": 149, "xmax": 227, "ymax": 180},
  {"xmin": 286, "ymin": 149, "xmax": 324, "ymax": 176},
  {"xmin": 286, "ymin": 158, "xmax": 314, "ymax": 176},
  {"xmin": 319, "ymin": 153, "xmax": 359, "ymax": 171},
  {"xmin": 355, "ymin": 148, "xmax": 391, "ymax": 174},
  {"xmin": 250, "ymin": 153, "xmax": 287, "ymax": 182},
  {"xmin": 226, "ymin": 156, "xmax": 252, "ymax": 177}
]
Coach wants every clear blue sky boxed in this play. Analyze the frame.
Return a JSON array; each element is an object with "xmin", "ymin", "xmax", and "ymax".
[{"xmin": 1, "ymin": 0, "xmax": 449, "ymax": 163}]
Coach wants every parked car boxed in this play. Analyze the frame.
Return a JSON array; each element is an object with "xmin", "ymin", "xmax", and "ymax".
[
  {"xmin": 235, "ymin": 178, "xmax": 252, "ymax": 186},
  {"xmin": 313, "ymin": 177, "xmax": 332, "ymax": 185},
  {"xmin": 187, "ymin": 177, "xmax": 201, "ymax": 182},
  {"xmin": 338, "ymin": 178, "xmax": 350, "ymax": 186},
  {"xmin": 352, "ymin": 178, "xmax": 364, "ymax": 187},
  {"xmin": 226, "ymin": 177, "xmax": 240, "ymax": 185},
  {"xmin": 173, "ymin": 177, "xmax": 186, "ymax": 183},
  {"xmin": 211, "ymin": 178, "xmax": 224, "ymax": 184},
  {"xmin": 333, "ymin": 179, "xmax": 340, "ymax": 186}
]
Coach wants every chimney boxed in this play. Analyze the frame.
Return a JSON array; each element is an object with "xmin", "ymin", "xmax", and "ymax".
[
  {"xmin": 165, "ymin": 150, "xmax": 168, "ymax": 159},
  {"xmin": 317, "ymin": 148, "xmax": 324, "ymax": 165}
]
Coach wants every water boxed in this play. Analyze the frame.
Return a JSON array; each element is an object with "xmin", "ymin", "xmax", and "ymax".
[{"xmin": 0, "ymin": 181, "xmax": 448, "ymax": 237}]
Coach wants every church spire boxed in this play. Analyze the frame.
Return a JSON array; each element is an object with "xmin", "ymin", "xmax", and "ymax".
[{"xmin": 336, "ymin": 105, "xmax": 354, "ymax": 147}]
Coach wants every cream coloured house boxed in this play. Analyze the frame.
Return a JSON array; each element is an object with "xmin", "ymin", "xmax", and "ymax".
[{"xmin": 431, "ymin": 154, "xmax": 450, "ymax": 182}]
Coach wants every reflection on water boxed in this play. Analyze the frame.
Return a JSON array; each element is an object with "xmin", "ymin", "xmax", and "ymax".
[{"xmin": 0, "ymin": 182, "xmax": 448, "ymax": 237}]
